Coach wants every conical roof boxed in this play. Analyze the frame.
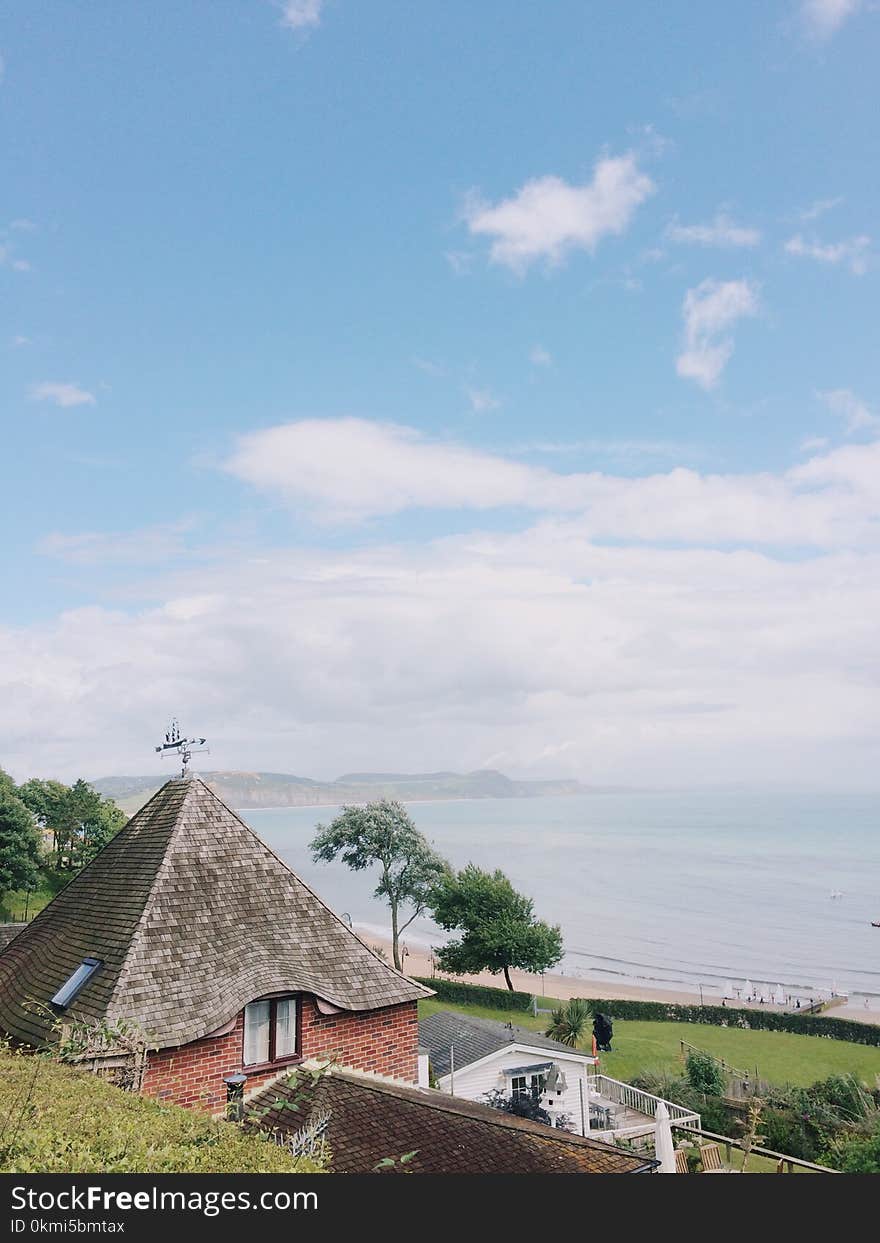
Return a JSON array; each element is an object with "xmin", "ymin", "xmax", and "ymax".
[{"xmin": 0, "ymin": 777, "xmax": 429, "ymax": 1049}]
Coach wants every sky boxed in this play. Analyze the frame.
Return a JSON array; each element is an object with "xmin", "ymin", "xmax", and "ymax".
[{"xmin": 1, "ymin": 1, "xmax": 879, "ymax": 788}]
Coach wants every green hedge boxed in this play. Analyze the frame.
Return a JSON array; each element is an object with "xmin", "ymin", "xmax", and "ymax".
[
  {"xmin": 0, "ymin": 1048, "xmax": 323, "ymax": 1173},
  {"xmin": 416, "ymin": 976, "xmax": 880, "ymax": 1047},
  {"xmin": 580, "ymin": 999, "xmax": 880, "ymax": 1047},
  {"xmin": 414, "ymin": 976, "xmax": 533, "ymax": 1012}
]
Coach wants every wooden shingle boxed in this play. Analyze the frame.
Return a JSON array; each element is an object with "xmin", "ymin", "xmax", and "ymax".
[{"xmin": 0, "ymin": 777, "xmax": 429, "ymax": 1050}]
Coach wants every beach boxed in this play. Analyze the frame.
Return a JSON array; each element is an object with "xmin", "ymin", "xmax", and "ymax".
[
  {"xmin": 245, "ymin": 788, "xmax": 880, "ymax": 1009},
  {"xmin": 358, "ymin": 925, "xmax": 880, "ymax": 1025}
]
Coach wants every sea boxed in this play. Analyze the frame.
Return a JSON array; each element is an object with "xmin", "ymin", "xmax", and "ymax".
[{"xmin": 242, "ymin": 789, "xmax": 880, "ymax": 1004}]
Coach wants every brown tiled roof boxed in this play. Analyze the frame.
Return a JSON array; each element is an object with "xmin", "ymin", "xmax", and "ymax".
[
  {"xmin": 0, "ymin": 924, "xmax": 25, "ymax": 951},
  {"xmin": 247, "ymin": 1067, "xmax": 655, "ymax": 1174},
  {"xmin": 0, "ymin": 778, "xmax": 429, "ymax": 1050}
]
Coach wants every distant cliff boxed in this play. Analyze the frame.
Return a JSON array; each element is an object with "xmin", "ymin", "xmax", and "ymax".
[{"xmin": 92, "ymin": 769, "xmax": 589, "ymax": 815}]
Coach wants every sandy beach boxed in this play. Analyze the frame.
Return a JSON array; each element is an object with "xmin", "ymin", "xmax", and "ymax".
[
  {"xmin": 356, "ymin": 925, "xmax": 880, "ymax": 1025},
  {"xmin": 357, "ymin": 926, "xmax": 728, "ymax": 1007}
]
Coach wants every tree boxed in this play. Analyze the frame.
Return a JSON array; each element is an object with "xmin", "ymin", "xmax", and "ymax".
[
  {"xmin": 429, "ymin": 864, "xmax": 563, "ymax": 990},
  {"xmin": 310, "ymin": 800, "xmax": 448, "ymax": 971},
  {"xmin": 17, "ymin": 778, "xmax": 71, "ymax": 860},
  {"xmin": 545, "ymin": 997, "xmax": 591, "ymax": 1048},
  {"xmin": 60, "ymin": 780, "xmax": 126, "ymax": 871},
  {"xmin": 0, "ymin": 790, "xmax": 41, "ymax": 903}
]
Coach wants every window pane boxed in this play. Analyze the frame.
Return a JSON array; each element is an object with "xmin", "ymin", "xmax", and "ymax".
[
  {"xmin": 243, "ymin": 1001, "xmax": 271, "ymax": 1065},
  {"xmin": 275, "ymin": 998, "xmax": 297, "ymax": 1059}
]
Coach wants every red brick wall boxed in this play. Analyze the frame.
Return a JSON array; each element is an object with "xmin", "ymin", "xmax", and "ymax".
[{"xmin": 142, "ymin": 995, "xmax": 418, "ymax": 1113}]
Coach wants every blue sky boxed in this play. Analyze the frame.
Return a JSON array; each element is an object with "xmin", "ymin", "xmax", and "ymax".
[{"xmin": 2, "ymin": 2, "xmax": 879, "ymax": 787}]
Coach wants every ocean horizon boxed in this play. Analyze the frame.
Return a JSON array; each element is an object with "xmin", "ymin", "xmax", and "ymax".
[{"xmin": 243, "ymin": 789, "xmax": 880, "ymax": 1003}]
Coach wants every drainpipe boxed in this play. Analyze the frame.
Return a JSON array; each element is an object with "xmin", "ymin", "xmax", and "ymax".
[
  {"xmin": 449, "ymin": 1045, "xmax": 454, "ymax": 1095},
  {"xmin": 224, "ymin": 1072, "xmax": 247, "ymax": 1122}
]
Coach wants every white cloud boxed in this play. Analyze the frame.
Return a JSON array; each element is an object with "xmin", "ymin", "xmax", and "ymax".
[
  {"xmin": 28, "ymin": 381, "xmax": 96, "ymax": 408},
  {"xmin": 820, "ymin": 388, "xmax": 879, "ymax": 433},
  {"xmin": 666, "ymin": 212, "xmax": 761, "ymax": 248},
  {"xmin": 6, "ymin": 423, "xmax": 880, "ymax": 787},
  {"xmin": 37, "ymin": 522, "xmax": 194, "ymax": 566},
  {"xmin": 278, "ymin": 0, "xmax": 324, "ymax": 31},
  {"xmin": 800, "ymin": 436, "xmax": 830, "ymax": 452},
  {"xmin": 6, "ymin": 499, "xmax": 880, "ymax": 788},
  {"xmin": 799, "ymin": 0, "xmax": 862, "ymax": 40},
  {"xmin": 675, "ymin": 278, "xmax": 759, "ymax": 389},
  {"xmin": 465, "ymin": 386, "xmax": 501, "ymax": 414},
  {"xmin": 785, "ymin": 233, "xmax": 871, "ymax": 274},
  {"xmin": 412, "ymin": 357, "xmax": 445, "ymax": 378},
  {"xmin": 11, "ymin": 335, "xmax": 31, "ymax": 348},
  {"xmin": 464, "ymin": 154, "xmax": 655, "ymax": 272},
  {"xmin": 222, "ymin": 417, "xmax": 880, "ymax": 552},
  {"xmin": 529, "ymin": 345, "xmax": 553, "ymax": 367},
  {"xmin": 800, "ymin": 196, "xmax": 843, "ymax": 221}
]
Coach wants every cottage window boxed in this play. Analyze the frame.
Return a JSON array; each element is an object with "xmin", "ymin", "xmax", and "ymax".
[
  {"xmin": 511, "ymin": 1072, "xmax": 545, "ymax": 1101},
  {"xmin": 243, "ymin": 996, "xmax": 298, "ymax": 1067}
]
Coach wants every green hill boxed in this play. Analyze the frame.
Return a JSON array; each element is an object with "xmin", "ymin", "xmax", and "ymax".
[{"xmin": 92, "ymin": 768, "xmax": 589, "ymax": 815}]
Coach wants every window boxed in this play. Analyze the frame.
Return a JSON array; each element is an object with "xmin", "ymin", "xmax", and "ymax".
[
  {"xmin": 50, "ymin": 958, "xmax": 102, "ymax": 1009},
  {"xmin": 511, "ymin": 1073, "xmax": 546, "ymax": 1101},
  {"xmin": 243, "ymin": 997, "xmax": 298, "ymax": 1067},
  {"xmin": 511, "ymin": 1074, "xmax": 529, "ymax": 1100}
]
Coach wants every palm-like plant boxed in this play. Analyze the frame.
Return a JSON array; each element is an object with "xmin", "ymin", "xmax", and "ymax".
[{"xmin": 545, "ymin": 997, "xmax": 591, "ymax": 1048}]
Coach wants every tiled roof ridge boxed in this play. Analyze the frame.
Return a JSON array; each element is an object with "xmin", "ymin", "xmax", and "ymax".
[{"xmin": 184, "ymin": 776, "xmax": 434, "ymax": 1004}]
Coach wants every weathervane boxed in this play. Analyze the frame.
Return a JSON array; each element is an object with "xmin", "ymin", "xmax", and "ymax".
[{"xmin": 155, "ymin": 718, "xmax": 209, "ymax": 778}]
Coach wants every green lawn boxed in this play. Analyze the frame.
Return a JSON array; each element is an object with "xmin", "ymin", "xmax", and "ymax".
[
  {"xmin": 0, "ymin": 880, "xmax": 58, "ymax": 923},
  {"xmin": 417, "ymin": 997, "xmax": 880, "ymax": 1089}
]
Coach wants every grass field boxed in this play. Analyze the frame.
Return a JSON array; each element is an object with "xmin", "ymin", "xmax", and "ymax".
[{"xmin": 417, "ymin": 997, "xmax": 880, "ymax": 1089}]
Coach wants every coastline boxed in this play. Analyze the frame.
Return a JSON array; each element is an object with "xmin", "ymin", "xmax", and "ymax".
[{"xmin": 356, "ymin": 925, "xmax": 880, "ymax": 1025}]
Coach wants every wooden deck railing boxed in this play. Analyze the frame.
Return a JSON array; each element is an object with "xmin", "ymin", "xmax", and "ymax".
[{"xmin": 592, "ymin": 1073, "xmax": 701, "ymax": 1129}]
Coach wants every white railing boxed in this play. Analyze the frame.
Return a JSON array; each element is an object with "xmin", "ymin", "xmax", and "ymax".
[{"xmin": 592, "ymin": 1074, "xmax": 701, "ymax": 1130}]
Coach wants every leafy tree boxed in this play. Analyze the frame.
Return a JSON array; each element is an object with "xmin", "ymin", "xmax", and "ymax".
[
  {"xmin": 41, "ymin": 780, "xmax": 126, "ymax": 872},
  {"xmin": 0, "ymin": 768, "xmax": 18, "ymax": 799},
  {"xmin": 685, "ymin": 1050, "xmax": 726, "ymax": 1097},
  {"xmin": 545, "ymin": 997, "xmax": 591, "ymax": 1047},
  {"xmin": 430, "ymin": 864, "xmax": 563, "ymax": 990},
  {"xmin": 0, "ymin": 791, "xmax": 41, "ymax": 902},
  {"xmin": 310, "ymin": 800, "xmax": 448, "ymax": 971},
  {"xmin": 17, "ymin": 779, "xmax": 70, "ymax": 860}
]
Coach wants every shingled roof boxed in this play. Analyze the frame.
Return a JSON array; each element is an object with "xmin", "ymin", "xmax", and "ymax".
[
  {"xmin": 0, "ymin": 777, "xmax": 429, "ymax": 1050},
  {"xmin": 247, "ymin": 1066, "xmax": 655, "ymax": 1174},
  {"xmin": 420, "ymin": 1009, "xmax": 589, "ymax": 1079}
]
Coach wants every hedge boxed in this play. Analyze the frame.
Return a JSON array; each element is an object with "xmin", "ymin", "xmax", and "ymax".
[
  {"xmin": 416, "ymin": 976, "xmax": 880, "ymax": 1048},
  {"xmin": 0, "ymin": 1048, "xmax": 324, "ymax": 1173},
  {"xmin": 415, "ymin": 976, "xmax": 533, "ymax": 1012},
  {"xmin": 579, "ymin": 999, "xmax": 880, "ymax": 1047}
]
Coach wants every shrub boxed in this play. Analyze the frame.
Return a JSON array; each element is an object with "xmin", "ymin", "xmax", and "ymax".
[
  {"xmin": 571, "ymin": 998, "xmax": 880, "ymax": 1047},
  {"xmin": 545, "ymin": 998, "xmax": 591, "ymax": 1047},
  {"xmin": 414, "ymin": 976, "xmax": 533, "ymax": 1012},
  {"xmin": 0, "ymin": 1047, "xmax": 323, "ymax": 1173},
  {"xmin": 824, "ymin": 1120, "xmax": 880, "ymax": 1173},
  {"xmin": 685, "ymin": 1050, "xmax": 726, "ymax": 1096}
]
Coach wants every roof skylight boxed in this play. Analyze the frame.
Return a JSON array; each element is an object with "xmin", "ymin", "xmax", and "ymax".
[{"xmin": 50, "ymin": 957, "xmax": 102, "ymax": 1009}]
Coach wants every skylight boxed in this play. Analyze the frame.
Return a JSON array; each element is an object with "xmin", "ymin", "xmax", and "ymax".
[{"xmin": 50, "ymin": 957, "xmax": 102, "ymax": 1009}]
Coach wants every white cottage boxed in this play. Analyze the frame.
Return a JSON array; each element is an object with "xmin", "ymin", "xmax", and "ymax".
[{"xmin": 419, "ymin": 1010, "xmax": 599, "ymax": 1132}]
